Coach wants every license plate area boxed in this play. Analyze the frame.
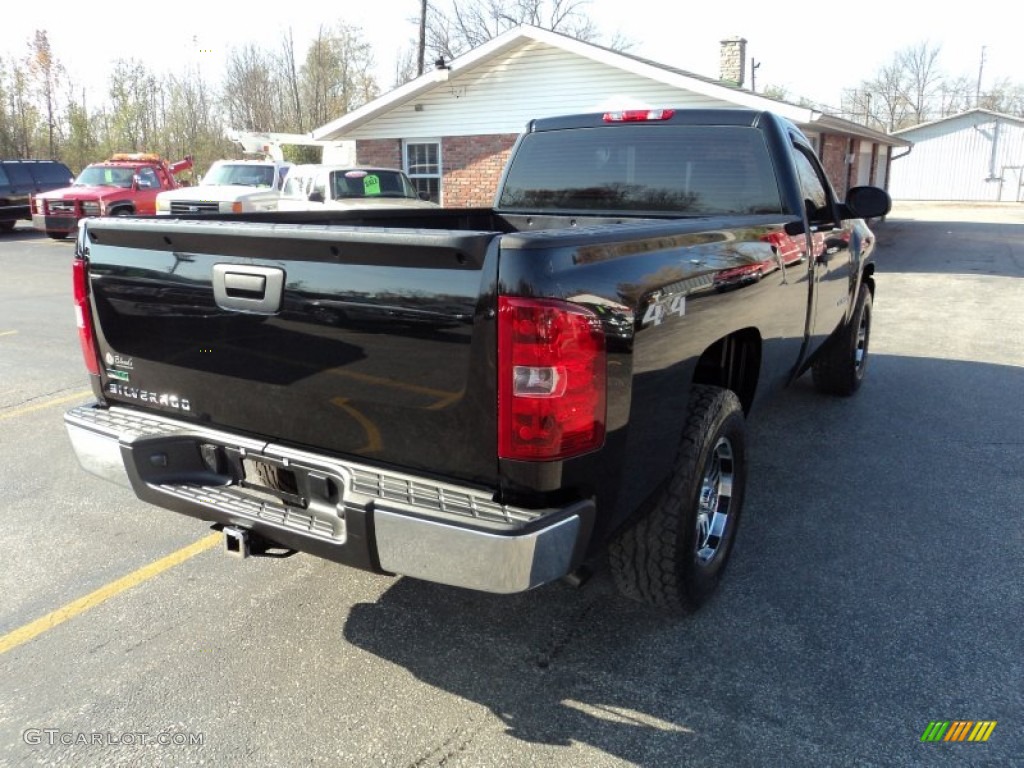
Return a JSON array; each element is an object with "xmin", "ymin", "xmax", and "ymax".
[
  {"xmin": 239, "ymin": 455, "xmax": 307, "ymax": 508},
  {"xmin": 230, "ymin": 449, "xmax": 346, "ymax": 515}
]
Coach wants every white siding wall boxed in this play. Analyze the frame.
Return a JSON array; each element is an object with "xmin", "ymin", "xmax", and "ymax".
[
  {"xmin": 346, "ymin": 42, "xmax": 744, "ymax": 140},
  {"xmin": 874, "ymin": 145, "xmax": 889, "ymax": 189},
  {"xmin": 888, "ymin": 113, "xmax": 1024, "ymax": 201},
  {"xmin": 856, "ymin": 143, "xmax": 873, "ymax": 185}
]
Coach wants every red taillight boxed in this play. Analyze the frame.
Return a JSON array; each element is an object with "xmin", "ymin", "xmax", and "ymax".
[
  {"xmin": 73, "ymin": 259, "xmax": 100, "ymax": 376},
  {"xmin": 498, "ymin": 297, "xmax": 606, "ymax": 461},
  {"xmin": 603, "ymin": 109, "xmax": 675, "ymax": 122}
]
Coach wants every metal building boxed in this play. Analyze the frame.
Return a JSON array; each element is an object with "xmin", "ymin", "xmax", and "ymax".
[{"xmin": 889, "ymin": 109, "xmax": 1024, "ymax": 201}]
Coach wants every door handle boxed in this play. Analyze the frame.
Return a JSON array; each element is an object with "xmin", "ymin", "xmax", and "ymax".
[{"xmin": 213, "ymin": 264, "xmax": 284, "ymax": 313}]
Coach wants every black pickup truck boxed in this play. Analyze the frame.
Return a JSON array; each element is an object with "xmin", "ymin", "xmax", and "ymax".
[{"xmin": 64, "ymin": 109, "xmax": 890, "ymax": 613}]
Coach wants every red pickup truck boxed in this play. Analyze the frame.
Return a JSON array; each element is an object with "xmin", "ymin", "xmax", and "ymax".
[{"xmin": 31, "ymin": 153, "xmax": 192, "ymax": 239}]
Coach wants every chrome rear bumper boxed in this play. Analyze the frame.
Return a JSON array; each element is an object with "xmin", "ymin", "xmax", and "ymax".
[{"xmin": 64, "ymin": 404, "xmax": 591, "ymax": 594}]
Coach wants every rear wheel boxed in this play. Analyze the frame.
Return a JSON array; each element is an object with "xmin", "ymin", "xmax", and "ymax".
[
  {"xmin": 812, "ymin": 283, "xmax": 872, "ymax": 396},
  {"xmin": 609, "ymin": 384, "xmax": 747, "ymax": 613},
  {"xmin": 0, "ymin": 220, "xmax": 15, "ymax": 233}
]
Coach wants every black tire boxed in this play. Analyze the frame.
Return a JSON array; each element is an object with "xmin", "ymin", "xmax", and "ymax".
[
  {"xmin": 0, "ymin": 220, "xmax": 15, "ymax": 233},
  {"xmin": 812, "ymin": 283, "xmax": 872, "ymax": 396},
  {"xmin": 46, "ymin": 231, "xmax": 68, "ymax": 240},
  {"xmin": 112, "ymin": 208, "xmax": 133, "ymax": 217},
  {"xmin": 609, "ymin": 384, "xmax": 747, "ymax": 613}
]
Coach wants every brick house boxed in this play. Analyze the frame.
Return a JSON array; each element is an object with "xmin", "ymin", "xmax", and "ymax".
[{"xmin": 313, "ymin": 26, "xmax": 907, "ymax": 207}]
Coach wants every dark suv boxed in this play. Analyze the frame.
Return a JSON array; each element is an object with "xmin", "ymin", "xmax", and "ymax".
[{"xmin": 0, "ymin": 160, "xmax": 75, "ymax": 232}]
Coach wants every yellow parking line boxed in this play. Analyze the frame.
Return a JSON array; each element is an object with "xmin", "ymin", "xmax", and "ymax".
[
  {"xmin": 0, "ymin": 533, "xmax": 222, "ymax": 656},
  {"xmin": 330, "ymin": 397, "xmax": 383, "ymax": 452},
  {"xmin": 0, "ymin": 330, "xmax": 16, "ymax": 337},
  {"xmin": 0, "ymin": 390, "xmax": 93, "ymax": 421}
]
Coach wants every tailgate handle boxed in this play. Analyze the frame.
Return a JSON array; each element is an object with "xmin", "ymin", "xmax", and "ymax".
[
  {"xmin": 224, "ymin": 272, "xmax": 266, "ymax": 298},
  {"xmin": 213, "ymin": 264, "xmax": 285, "ymax": 314}
]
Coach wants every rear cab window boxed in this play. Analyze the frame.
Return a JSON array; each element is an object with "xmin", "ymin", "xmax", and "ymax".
[
  {"xmin": 30, "ymin": 162, "xmax": 74, "ymax": 185},
  {"xmin": 498, "ymin": 125, "xmax": 783, "ymax": 215}
]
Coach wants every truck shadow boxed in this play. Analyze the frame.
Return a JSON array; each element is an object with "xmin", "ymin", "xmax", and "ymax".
[
  {"xmin": 0, "ymin": 226, "xmax": 57, "ymax": 243},
  {"xmin": 340, "ymin": 353, "xmax": 1023, "ymax": 765},
  {"xmin": 342, "ymin": 569, "xmax": 704, "ymax": 763}
]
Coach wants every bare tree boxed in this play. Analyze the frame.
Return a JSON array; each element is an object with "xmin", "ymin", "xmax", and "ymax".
[
  {"xmin": 938, "ymin": 75, "xmax": 975, "ymax": 117},
  {"xmin": 279, "ymin": 29, "xmax": 305, "ymax": 133},
  {"xmin": 61, "ymin": 85, "xmax": 97, "ymax": 172},
  {"xmin": 27, "ymin": 30, "xmax": 64, "ymax": 158},
  {"xmin": 898, "ymin": 42, "xmax": 943, "ymax": 124},
  {"xmin": 161, "ymin": 71, "xmax": 231, "ymax": 173},
  {"xmin": 0, "ymin": 60, "xmax": 14, "ymax": 156},
  {"xmin": 107, "ymin": 60, "xmax": 160, "ymax": 150},
  {"xmin": 394, "ymin": 46, "xmax": 420, "ymax": 89},
  {"xmin": 426, "ymin": 0, "xmax": 623, "ymax": 63},
  {"xmin": 978, "ymin": 77, "xmax": 1024, "ymax": 117},
  {"xmin": 854, "ymin": 41, "xmax": 984, "ymax": 129},
  {"xmin": 8, "ymin": 66, "xmax": 39, "ymax": 156},
  {"xmin": 222, "ymin": 44, "xmax": 283, "ymax": 132},
  {"xmin": 300, "ymin": 23, "xmax": 378, "ymax": 128},
  {"xmin": 859, "ymin": 54, "xmax": 914, "ymax": 132}
]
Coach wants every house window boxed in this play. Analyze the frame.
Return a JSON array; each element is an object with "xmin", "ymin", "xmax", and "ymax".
[{"xmin": 404, "ymin": 140, "xmax": 441, "ymax": 204}]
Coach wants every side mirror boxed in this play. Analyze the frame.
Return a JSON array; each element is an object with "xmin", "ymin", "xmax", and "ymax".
[
  {"xmin": 842, "ymin": 186, "xmax": 891, "ymax": 219},
  {"xmin": 308, "ymin": 190, "xmax": 325, "ymax": 203}
]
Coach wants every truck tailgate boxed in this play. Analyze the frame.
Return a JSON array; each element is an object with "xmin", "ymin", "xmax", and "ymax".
[{"xmin": 81, "ymin": 218, "xmax": 500, "ymax": 485}]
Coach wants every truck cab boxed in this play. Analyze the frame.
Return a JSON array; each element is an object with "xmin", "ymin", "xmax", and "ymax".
[
  {"xmin": 31, "ymin": 153, "xmax": 192, "ymax": 239},
  {"xmin": 154, "ymin": 159, "xmax": 292, "ymax": 216}
]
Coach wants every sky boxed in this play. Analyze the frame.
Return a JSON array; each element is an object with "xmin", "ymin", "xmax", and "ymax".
[{"xmin": 2, "ymin": 0, "xmax": 1017, "ymax": 113}]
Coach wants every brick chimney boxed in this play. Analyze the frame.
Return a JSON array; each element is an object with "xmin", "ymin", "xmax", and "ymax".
[{"xmin": 720, "ymin": 37, "xmax": 747, "ymax": 88}]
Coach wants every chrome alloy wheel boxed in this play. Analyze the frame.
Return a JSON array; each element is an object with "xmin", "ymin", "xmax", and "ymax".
[
  {"xmin": 854, "ymin": 302, "xmax": 871, "ymax": 372},
  {"xmin": 695, "ymin": 436, "xmax": 735, "ymax": 565}
]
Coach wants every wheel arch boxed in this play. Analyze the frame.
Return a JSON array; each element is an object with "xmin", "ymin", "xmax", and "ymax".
[
  {"xmin": 862, "ymin": 262, "xmax": 876, "ymax": 296},
  {"xmin": 692, "ymin": 328, "xmax": 762, "ymax": 415}
]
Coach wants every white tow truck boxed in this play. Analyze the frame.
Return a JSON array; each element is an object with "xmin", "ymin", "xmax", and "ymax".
[{"xmin": 154, "ymin": 131, "xmax": 354, "ymax": 216}]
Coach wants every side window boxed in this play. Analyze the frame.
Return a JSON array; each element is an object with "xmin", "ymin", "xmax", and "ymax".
[
  {"xmin": 404, "ymin": 140, "xmax": 441, "ymax": 204},
  {"xmin": 28, "ymin": 162, "xmax": 72, "ymax": 185},
  {"xmin": 4, "ymin": 163, "xmax": 33, "ymax": 185},
  {"xmin": 281, "ymin": 174, "xmax": 302, "ymax": 198},
  {"xmin": 311, "ymin": 172, "xmax": 328, "ymax": 200},
  {"xmin": 0, "ymin": 164, "xmax": 9, "ymax": 186},
  {"xmin": 792, "ymin": 147, "xmax": 832, "ymax": 221},
  {"xmin": 136, "ymin": 167, "xmax": 159, "ymax": 189}
]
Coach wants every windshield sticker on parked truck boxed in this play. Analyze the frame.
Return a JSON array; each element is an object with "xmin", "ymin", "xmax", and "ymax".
[{"xmin": 363, "ymin": 175, "xmax": 381, "ymax": 196}]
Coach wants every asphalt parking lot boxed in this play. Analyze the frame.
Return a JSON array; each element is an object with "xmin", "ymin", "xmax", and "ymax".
[{"xmin": 0, "ymin": 203, "xmax": 1021, "ymax": 767}]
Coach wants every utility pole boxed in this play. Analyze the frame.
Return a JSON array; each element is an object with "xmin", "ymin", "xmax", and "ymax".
[
  {"xmin": 975, "ymin": 45, "xmax": 986, "ymax": 107},
  {"xmin": 750, "ymin": 57, "xmax": 760, "ymax": 92},
  {"xmin": 418, "ymin": 0, "xmax": 428, "ymax": 76}
]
